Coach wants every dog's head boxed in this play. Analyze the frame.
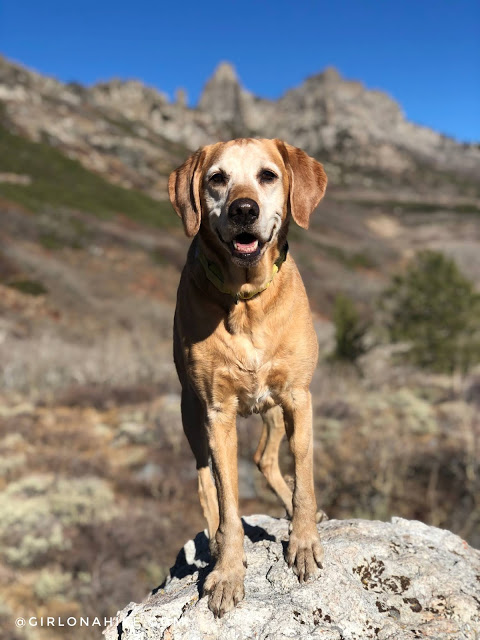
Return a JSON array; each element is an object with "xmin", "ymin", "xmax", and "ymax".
[{"xmin": 169, "ymin": 138, "xmax": 327, "ymax": 267}]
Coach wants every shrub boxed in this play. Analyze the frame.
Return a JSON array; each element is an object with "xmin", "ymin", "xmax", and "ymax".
[
  {"xmin": 0, "ymin": 474, "xmax": 116, "ymax": 567},
  {"xmin": 332, "ymin": 294, "xmax": 367, "ymax": 362},
  {"xmin": 0, "ymin": 122, "xmax": 177, "ymax": 227},
  {"xmin": 382, "ymin": 250, "xmax": 480, "ymax": 373},
  {"xmin": 6, "ymin": 279, "xmax": 48, "ymax": 296}
]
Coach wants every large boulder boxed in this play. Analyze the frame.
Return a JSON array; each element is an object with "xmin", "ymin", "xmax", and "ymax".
[{"xmin": 104, "ymin": 514, "xmax": 480, "ymax": 640}]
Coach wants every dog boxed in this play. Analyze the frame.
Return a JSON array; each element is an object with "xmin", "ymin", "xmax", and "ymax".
[{"xmin": 168, "ymin": 138, "xmax": 327, "ymax": 617}]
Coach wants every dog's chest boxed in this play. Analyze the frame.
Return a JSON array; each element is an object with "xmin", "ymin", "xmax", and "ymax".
[{"xmin": 224, "ymin": 331, "xmax": 276, "ymax": 416}]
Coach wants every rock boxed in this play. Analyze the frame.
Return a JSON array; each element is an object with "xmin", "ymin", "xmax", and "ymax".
[
  {"xmin": 175, "ymin": 88, "xmax": 188, "ymax": 108},
  {"xmin": 198, "ymin": 62, "xmax": 246, "ymax": 123},
  {"xmin": 104, "ymin": 514, "xmax": 480, "ymax": 640}
]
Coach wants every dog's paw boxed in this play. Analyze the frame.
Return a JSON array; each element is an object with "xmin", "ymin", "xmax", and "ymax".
[
  {"xmin": 204, "ymin": 565, "xmax": 245, "ymax": 618},
  {"xmin": 286, "ymin": 528, "xmax": 323, "ymax": 583}
]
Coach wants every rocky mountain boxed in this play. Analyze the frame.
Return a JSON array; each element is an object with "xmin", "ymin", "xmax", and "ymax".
[
  {"xmin": 1, "ymin": 55, "xmax": 479, "ymax": 203},
  {"xmin": 199, "ymin": 63, "xmax": 480, "ymax": 180}
]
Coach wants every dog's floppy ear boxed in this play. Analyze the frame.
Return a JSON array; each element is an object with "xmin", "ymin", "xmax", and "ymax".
[
  {"xmin": 168, "ymin": 148, "xmax": 206, "ymax": 237},
  {"xmin": 275, "ymin": 140, "xmax": 327, "ymax": 229}
]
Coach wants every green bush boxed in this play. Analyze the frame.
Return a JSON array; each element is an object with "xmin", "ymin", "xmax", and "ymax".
[
  {"xmin": 6, "ymin": 279, "xmax": 48, "ymax": 296},
  {"xmin": 332, "ymin": 294, "xmax": 367, "ymax": 362},
  {"xmin": 382, "ymin": 250, "xmax": 480, "ymax": 373},
  {"xmin": 0, "ymin": 121, "xmax": 177, "ymax": 228}
]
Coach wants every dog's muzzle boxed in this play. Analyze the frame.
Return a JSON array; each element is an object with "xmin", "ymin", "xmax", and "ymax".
[{"xmin": 226, "ymin": 198, "xmax": 262, "ymax": 260}]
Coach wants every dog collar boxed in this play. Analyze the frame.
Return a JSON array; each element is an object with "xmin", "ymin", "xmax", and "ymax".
[{"xmin": 197, "ymin": 242, "xmax": 289, "ymax": 302}]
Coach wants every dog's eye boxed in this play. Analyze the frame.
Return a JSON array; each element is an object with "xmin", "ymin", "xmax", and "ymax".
[
  {"xmin": 209, "ymin": 172, "xmax": 226, "ymax": 186},
  {"xmin": 259, "ymin": 170, "xmax": 277, "ymax": 184}
]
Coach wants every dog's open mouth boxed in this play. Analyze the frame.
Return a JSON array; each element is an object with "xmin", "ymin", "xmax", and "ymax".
[
  {"xmin": 233, "ymin": 232, "xmax": 259, "ymax": 254},
  {"xmin": 230, "ymin": 232, "xmax": 263, "ymax": 260}
]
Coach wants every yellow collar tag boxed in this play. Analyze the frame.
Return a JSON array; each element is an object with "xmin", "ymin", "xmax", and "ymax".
[{"xmin": 197, "ymin": 243, "xmax": 288, "ymax": 302}]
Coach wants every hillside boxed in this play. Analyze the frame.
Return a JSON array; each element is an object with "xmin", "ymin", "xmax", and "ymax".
[{"xmin": 0, "ymin": 56, "xmax": 479, "ymax": 640}]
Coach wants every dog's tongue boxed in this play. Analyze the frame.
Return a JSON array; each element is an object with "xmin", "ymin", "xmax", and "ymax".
[{"xmin": 234, "ymin": 237, "xmax": 258, "ymax": 254}]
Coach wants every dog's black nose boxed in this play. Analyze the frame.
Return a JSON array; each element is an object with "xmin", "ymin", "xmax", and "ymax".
[{"xmin": 228, "ymin": 198, "xmax": 259, "ymax": 225}]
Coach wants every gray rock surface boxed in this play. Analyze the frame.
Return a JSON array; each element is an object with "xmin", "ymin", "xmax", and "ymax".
[{"xmin": 104, "ymin": 514, "xmax": 480, "ymax": 640}]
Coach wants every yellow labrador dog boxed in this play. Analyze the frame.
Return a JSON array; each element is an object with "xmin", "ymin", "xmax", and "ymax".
[{"xmin": 169, "ymin": 138, "xmax": 327, "ymax": 617}]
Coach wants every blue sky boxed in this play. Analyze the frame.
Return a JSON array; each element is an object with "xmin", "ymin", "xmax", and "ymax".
[{"xmin": 1, "ymin": 0, "xmax": 479, "ymax": 142}]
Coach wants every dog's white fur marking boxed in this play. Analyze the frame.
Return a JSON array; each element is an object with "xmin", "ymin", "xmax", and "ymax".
[{"xmin": 204, "ymin": 140, "xmax": 285, "ymax": 247}]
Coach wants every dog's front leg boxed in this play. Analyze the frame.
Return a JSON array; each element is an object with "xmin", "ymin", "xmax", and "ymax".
[
  {"xmin": 282, "ymin": 389, "xmax": 324, "ymax": 582},
  {"xmin": 203, "ymin": 401, "xmax": 246, "ymax": 617}
]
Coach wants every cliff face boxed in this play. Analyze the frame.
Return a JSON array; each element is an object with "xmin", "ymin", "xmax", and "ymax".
[
  {"xmin": 196, "ymin": 62, "xmax": 480, "ymax": 179},
  {"xmin": 1, "ymin": 56, "xmax": 479, "ymax": 202},
  {"xmin": 104, "ymin": 514, "xmax": 480, "ymax": 640}
]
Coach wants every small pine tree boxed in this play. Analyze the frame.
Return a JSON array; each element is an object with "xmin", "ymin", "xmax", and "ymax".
[
  {"xmin": 382, "ymin": 250, "xmax": 480, "ymax": 373},
  {"xmin": 333, "ymin": 294, "xmax": 367, "ymax": 362}
]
